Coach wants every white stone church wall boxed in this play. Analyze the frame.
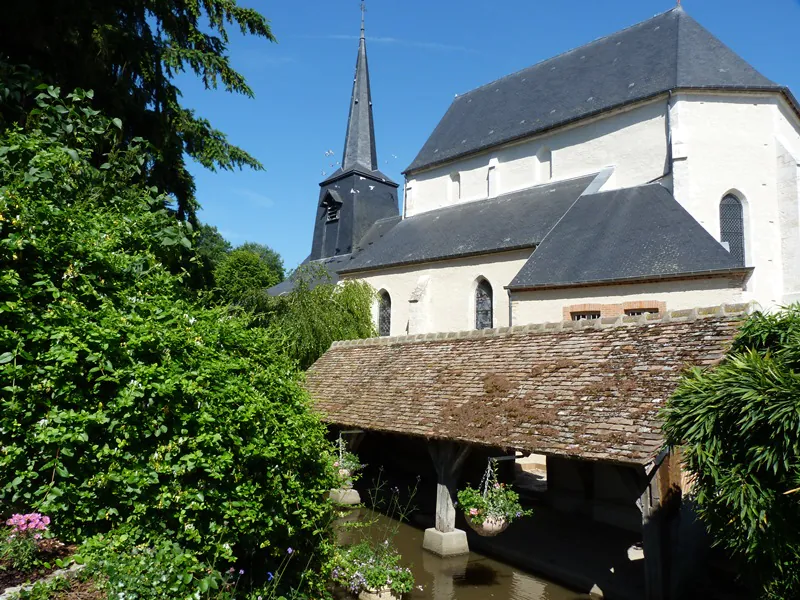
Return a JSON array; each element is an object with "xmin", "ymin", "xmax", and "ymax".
[
  {"xmin": 671, "ymin": 92, "xmax": 800, "ymax": 310},
  {"xmin": 510, "ymin": 278, "xmax": 743, "ymax": 325},
  {"xmin": 344, "ymin": 249, "xmax": 533, "ymax": 336},
  {"xmin": 774, "ymin": 101, "xmax": 800, "ymax": 304},
  {"xmin": 404, "ymin": 99, "xmax": 669, "ymax": 217}
]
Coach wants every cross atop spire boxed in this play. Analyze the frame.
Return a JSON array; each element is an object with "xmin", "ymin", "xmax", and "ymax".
[{"xmin": 341, "ymin": 2, "xmax": 378, "ymax": 172}]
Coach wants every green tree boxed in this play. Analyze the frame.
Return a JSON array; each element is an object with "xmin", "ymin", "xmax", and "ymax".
[
  {"xmin": 190, "ymin": 223, "xmax": 232, "ymax": 290},
  {"xmin": 238, "ymin": 241, "xmax": 285, "ymax": 283},
  {"xmin": 214, "ymin": 247, "xmax": 281, "ymax": 309},
  {"xmin": 0, "ymin": 0, "xmax": 274, "ymax": 220},
  {"xmin": 0, "ymin": 79, "xmax": 336, "ymax": 595},
  {"xmin": 268, "ymin": 264, "xmax": 376, "ymax": 370},
  {"xmin": 662, "ymin": 307, "xmax": 800, "ymax": 599}
]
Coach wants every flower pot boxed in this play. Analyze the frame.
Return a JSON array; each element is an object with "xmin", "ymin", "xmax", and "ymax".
[
  {"xmin": 466, "ymin": 515, "xmax": 509, "ymax": 537},
  {"xmin": 358, "ymin": 587, "xmax": 400, "ymax": 600}
]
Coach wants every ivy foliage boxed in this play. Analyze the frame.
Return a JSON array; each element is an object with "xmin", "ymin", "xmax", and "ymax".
[
  {"xmin": 0, "ymin": 0, "xmax": 275, "ymax": 219},
  {"xmin": 0, "ymin": 84, "xmax": 336, "ymax": 594},
  {"xmin": 662, "ymin": 306, "xmax": 800, "ymax": 599}
]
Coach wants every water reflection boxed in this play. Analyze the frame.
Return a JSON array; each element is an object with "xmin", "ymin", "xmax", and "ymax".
[{"xmin": 339, "ymin": 512, "xmax": 589, "ymax": 600}]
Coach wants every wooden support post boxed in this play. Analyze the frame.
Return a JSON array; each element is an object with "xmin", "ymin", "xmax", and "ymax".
[
  {"xmin": 429, "ymin": 440, "xmax": 470, "ymax": 532},
  {"xmin": 641, "ymin": 456, "xmax": 677, "ymax": 600},
  {"xmin": 423, "ymin": 440, "xmax": 471, "ymax": 556}
]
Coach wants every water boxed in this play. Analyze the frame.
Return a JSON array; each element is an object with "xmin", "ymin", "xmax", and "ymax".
[{"xmin": 335, "ymin": 511, "xmax": 589, "ymax": 600}]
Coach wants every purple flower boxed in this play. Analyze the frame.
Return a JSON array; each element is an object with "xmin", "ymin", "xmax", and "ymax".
[
  {"xmin": 239, "ymin": 569, "xmax": 244, "ymax": 575},
  {"xmin": 267, "ymin": 572, "xmax": 274, "ymax": 582},
  {"xmin": 287, "ymin": 547, "xmax": 293, "ymax": 554}
]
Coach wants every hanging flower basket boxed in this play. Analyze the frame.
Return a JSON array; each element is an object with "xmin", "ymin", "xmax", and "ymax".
[
  {"xmin": 457, "ymin": 459, "xmax": 531, "ymax": 537},
  {"xmin": 465, "ymin": 515, "xmax": 509, "ymax": 537},
  {"xmin": 333, "ymin": 436, "xmax": 363, "ymax": 490}
]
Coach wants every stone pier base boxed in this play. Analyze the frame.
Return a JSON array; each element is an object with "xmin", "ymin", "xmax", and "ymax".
[{"xmin": 422, "ymin": 528, "xmax": 469, "ymax": 557}]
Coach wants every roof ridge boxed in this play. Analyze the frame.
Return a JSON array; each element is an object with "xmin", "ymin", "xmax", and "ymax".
[
  {"xmin": 398, "ymin": 173, "xmax": 597, "ymax": 222},
  {"xmin": 330, "ymin": 302, "xmax": 753, "ymax": 348},
  {"xmin": 452, "ymin": 9, "xmax": 680, "ymax": 101}
]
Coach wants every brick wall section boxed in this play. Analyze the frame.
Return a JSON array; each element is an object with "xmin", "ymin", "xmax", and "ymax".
[
  {"xmin": 563, "ymin": 300, "xmax": 667, "ymax": 321},
  {"xmin": 305, "ymin": 304, "xmax": 750, "ymax": 465}
]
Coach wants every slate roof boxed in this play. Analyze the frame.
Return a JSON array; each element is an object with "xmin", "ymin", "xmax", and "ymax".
[
  {"xmin": 509, "ymin": 183, "xmax": 750, "ymax": 290},
  {"xmin": 406, "ymin": 7, "xmax": 792, "ymax": 174},
  {"xmin": 306, "ymin": 305, "xmax": 748, "ymax": 465},
  {"xmin": 338, "ymin": 174, "xmax": 596, "ymax": 274}
]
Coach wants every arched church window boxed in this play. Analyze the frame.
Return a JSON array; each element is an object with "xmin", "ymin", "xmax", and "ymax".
[
  {"xmin": 475, "ymin": 279, "xmax": 493, "ymax": 330},
  {"xmin": 378, "ymin": 290, "xmax": 391, "ymax": 337},
  {"xmin": 719, "ymin": 194, "xmax": 745, "ymax": 266}
]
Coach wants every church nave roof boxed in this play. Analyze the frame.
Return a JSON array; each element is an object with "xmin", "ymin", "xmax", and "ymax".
[
  {"xmin": 338, "ymin": 174, "xmax": 596, "ymax": 273},
  {"xmin": 508, "ymin": 183, "xmax": 751, "ymax": 291},
  {"xmin": 406, "ymin": 7, "xmax": 792, "ymax": 174}
]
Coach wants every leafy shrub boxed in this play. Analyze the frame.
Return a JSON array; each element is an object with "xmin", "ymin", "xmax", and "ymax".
[
  {"xmin": 0, "ymin": 83, "xmax": 337, "ymax": 594},
  {"xmin": 78, "ymin": 532, "xmax": 233, "ymax": 600},
  {"xmin": 662, "ymin": 306, "xmax": 800, "ymax": 599}
]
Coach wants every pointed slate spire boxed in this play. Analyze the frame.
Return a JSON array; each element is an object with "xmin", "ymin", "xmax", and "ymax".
[{"xmin": 341, "ymin": 3, "xmax": 378, "ymax": 172}]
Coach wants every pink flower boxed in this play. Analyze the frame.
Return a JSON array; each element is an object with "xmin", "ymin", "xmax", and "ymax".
[
  {"xmin": 333, "ymin": 461, "xmax": 339, "ymax": 467},
  {"xmin": 469, "ymin": 508, "xmax": 479, "ymax": 516},
  {"xmin": 34, "ymin": 533, "xmax": 42, "ymax": 540}
]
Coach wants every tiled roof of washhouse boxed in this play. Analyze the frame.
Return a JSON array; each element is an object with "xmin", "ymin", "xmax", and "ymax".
[{"xmin": 305, "ymin": 305, "xmax": 749, "ymax": 465}]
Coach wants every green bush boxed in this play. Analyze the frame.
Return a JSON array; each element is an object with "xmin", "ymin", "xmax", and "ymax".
[
  {"xmin": 78, "ymin": 532, "xmax": 232, "ymax": 600},
  {"xmin": 662, "ymin": 306, "xmax": 800, "ymax": 599},
  {"xmin": 0, "ymin": 82, "xmax": 337, "ymax": 594}
]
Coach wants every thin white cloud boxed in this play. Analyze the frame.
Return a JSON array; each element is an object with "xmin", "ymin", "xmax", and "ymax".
[
  {"xmin": 235, "ymin": 189, "xmax": 275, "ymax": 209},
  {"xmin": 302, "ymin": 34, "xmax": 475, "ymax": 53}
]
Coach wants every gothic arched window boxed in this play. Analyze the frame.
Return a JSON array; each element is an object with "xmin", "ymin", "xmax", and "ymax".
[
  {"xmin": 475, "ymin": 279, "xmax": 493, "ymax": 330},
  {"xmin": 720, "ymin": 194, "xmax": 745, "ymax": 266},
  {"xmin": 378, "ymin": 290, "xmax": 391, "ymax": 337}
]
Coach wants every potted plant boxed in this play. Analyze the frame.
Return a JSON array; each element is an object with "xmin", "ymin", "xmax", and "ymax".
[
  {"xmin": 331, "ymin": 541, "xmax": 414, "ymax": 600},
  {"xmin": 457, "ymin": 460, "xmax": 531, "ymax": 537},
  {"xmin": 334, "ymin": 449, "xmax": 363, "ymax": 488}
]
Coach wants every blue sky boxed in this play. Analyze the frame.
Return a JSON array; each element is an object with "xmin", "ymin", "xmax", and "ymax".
[{"xmin": 180, "ymin": 0, "xmax": 800, "ymax": 270}]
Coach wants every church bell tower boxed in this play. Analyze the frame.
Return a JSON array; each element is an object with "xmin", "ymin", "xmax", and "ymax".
[{"xmin": 309, "ymin": 5, "xmax": 399, "ymax": 260}]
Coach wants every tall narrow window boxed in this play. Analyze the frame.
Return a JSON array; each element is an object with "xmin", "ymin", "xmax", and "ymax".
[
  {"xmin": 450, "ymin": 172, "xmax": 461, "ymax": 202},
  {"xmin": 537, "ymin": 148, "xmax": 552, "ymax": 182},
  {"xmin": 475, "ymin": 279, "xmax": 493, "ymax": 330},
  {"xmin": 487, "ymin": 165, "xmax": 497, "ymax": 198},
  {"xmin": 378, "ymin": 290, "xmax": 391, "ymax": 337},
  {"xmin": 720, "ymin": 194, "xmax": 745, "ymax": 266}
]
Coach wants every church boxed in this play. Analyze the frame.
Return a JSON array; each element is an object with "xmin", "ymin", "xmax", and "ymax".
[
  {"xmin": 284, "ymin": 7, "xmax": 800, "ymax": 600},
  {"xmin": 272, "ymin": 6, "xmax": 800, "ymax": 336}
]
